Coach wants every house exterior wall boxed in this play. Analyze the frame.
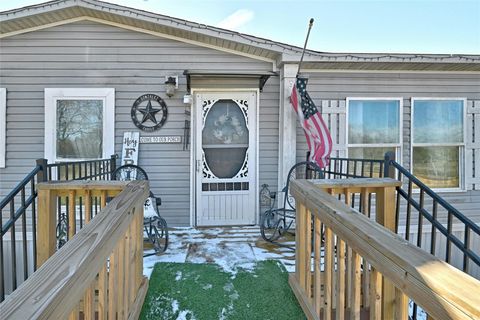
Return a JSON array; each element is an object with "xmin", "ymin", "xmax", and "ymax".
[
  {"xmin": 0, "ymin": 21, "xmax": 279, "ymax": 226},
  {"xmin": 296, "ymin": 71, "xmax": 480, "ymax": 223}
]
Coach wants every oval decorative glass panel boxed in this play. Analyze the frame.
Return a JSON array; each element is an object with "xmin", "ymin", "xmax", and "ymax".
[{"xmin": 202, "ymin": 100, "xmax": 248, "ymax": 179}]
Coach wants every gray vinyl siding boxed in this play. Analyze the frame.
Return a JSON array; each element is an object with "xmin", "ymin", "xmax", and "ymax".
[
  {"xmin": 0, "ymin": 21, "xmax": 279, "ymax": 226},
  {"xmin": 296, "ymin": 71, "xmax": 480, "ymax": 224}
]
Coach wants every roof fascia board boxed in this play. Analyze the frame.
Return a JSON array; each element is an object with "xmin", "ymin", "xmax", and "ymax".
[
  {"xmin": 301, "ymin": 68, "xmax": 480, "ymax": 75},
  {"xmin": 1, "ymin": 0, "xmax": 299, "ymax": 56},
  {"xmin": 280, "ymin": 52, "xmax": 480, "ymax": 64},
  {"xmin": 0, "ymin": 15, "xmax": 86, "ymax": 38},
  {"xmin": 0, "ymin": 15, "xmax": 277, "ymax": 68},
  {"xmin": 78, "ymin": 0, "xmax": 303, "ymax": 55}
]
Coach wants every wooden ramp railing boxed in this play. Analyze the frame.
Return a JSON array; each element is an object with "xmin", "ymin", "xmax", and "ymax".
[
  {"xmin": 36, "ymin": 180, "xmax": 128, "ymax": 267},
  {"xmin": 290, "ymin": 178, "xmax": 480, "ymax": 320},
  {"xmin": 1, "ymin": 181, "xmax": 149, "ymax": 320}
]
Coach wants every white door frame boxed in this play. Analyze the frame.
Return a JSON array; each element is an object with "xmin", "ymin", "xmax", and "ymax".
[{"xmin": 189, "ymin": 88, "xmax": 260, "ymax": 226}]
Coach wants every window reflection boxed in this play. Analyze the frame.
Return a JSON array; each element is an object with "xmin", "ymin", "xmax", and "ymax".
[
  {"xmin": 348, "ymin": 147, "xmax": 395, "ymax": 160},
  {"xmin": 413, "ymin": 100, "xmax": 463, "ymax": 143},
  {"xmin": 413, "ymin": 146, "xmax": 459, "ymax": 188},
  {"xmin": 56, "ymin": 100, "xmax": 103, "ymax": 159},
  {"xmin": 412, "ymin": 99, "xmax": 464, "ymax": 189},
  {"xmin": 349, "ymin": 100, "xmax": 400, "ymax": 144}
]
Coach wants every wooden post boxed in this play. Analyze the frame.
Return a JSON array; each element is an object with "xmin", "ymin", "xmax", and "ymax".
[
  {"xmin": 36, "ymin": 187, "xmax": 57, "ymax": 268},
  {"xmin": 376, "ymin": 184, "xmax": 398, "ymax": 320},
  {"xmin": 369, "ymin": 268, "xmax": 382, "ymax": 320},
  {"xmin": 314, "ymin": 217, "xmax": 322, "ymax": 315}
]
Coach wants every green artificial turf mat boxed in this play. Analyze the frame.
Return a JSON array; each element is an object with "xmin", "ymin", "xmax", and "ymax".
[{"xmin": 140, "ymin": 260, "xmax": 306, "ymax": 320}]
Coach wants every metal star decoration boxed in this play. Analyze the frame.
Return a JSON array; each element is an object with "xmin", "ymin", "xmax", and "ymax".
[
  {"xmin": 138, "ymin": 100, "xmax": 160, "ymax": 124},
  {"xmin": 131, "ymin": 94, "xmax": 168, "ymax": 132}
]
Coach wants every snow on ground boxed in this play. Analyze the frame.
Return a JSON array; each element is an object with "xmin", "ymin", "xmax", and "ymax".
[{"xmin": 142, "ymin": 226, "xmax": 296, "ymax": 278}]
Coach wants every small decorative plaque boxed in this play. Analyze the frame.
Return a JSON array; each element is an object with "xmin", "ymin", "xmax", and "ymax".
[{"xmin": 140, "ymin": 136, "xmax": 182, "ymax": 144}]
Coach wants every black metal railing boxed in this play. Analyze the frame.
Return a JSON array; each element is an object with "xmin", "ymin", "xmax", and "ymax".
[
  {"xmin": 322, "ymin": 153, "xmax": 479, "ymax": 273},
  {"xmin": 0, "ymin": 165, "xmax": 41, "ymax": 302},
  {"xmin": 44, "ymin": 156, "xmax": 116, "ymax": 181},
  {"xmin": 0, "ymin": 155, "xmax": 116, "ymax": 302},
  {"xmin": 383, "ymin": 151, "xmax": 480, "ymax": 320},
  {"xmin": 324, "ymin": 156, "xmax": 384, "ymax": 179},
  {"xmin": 384, "ymin": 152, "xmax": 480, "ymax": 274}
]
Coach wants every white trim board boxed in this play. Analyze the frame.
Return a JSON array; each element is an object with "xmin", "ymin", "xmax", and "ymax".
[
  {"xmin": 44, "ymin": 88, "xmax": 115, "ymax": 163},
  {"xmin": 0, "ymin": 88, "xmax": 6, "ymax": 168},
  {"xmin": 300, "ymin": 69, "xmax": 480, "ymax": 75}
]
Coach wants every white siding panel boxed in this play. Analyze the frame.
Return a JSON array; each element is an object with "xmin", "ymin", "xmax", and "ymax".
[{"xmin": 0, "ymin": 21, "xmax": 278, "ymax": 227}]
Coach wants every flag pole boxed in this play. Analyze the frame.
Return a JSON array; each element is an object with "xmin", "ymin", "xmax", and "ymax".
[{"xmin": 297, "ymin": 18, "xmax": 314, "ymax": 77}]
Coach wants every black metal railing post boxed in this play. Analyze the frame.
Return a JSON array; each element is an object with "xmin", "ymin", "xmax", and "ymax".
[
  {"xmin": 110, "ymin": 154, "xmax": 117, "ymax": 180},
  {"xmin": 36, "ymin": 158, "xmax": 48, "ymax": 182},
  {"xmin": 384, "ymin": 151, "xmax": 396, "ymax": 179}
]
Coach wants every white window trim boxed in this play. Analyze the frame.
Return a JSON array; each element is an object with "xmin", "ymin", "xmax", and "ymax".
[
  {"xmin": 0, "ymin": 88, "xmax": 6, "ymax": 168},
  {"xmin": 346, "ymin": 97, "xmax": 403, "ymax": 163},
  {"xmin": 44, "ymin": 88, "xmax": 115, "ymax": 163},
  {"xmin": 411, "ymin": 97, "xmax": 467, "ymax": 192}
]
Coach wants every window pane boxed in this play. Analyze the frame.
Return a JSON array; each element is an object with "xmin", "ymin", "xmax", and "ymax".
[
  {"xmin": 202, "ymin": 100, "xmax": 248, "ymax": 145},
  {"xmin": 413, "ymin": 100, "xmax": 464, "ymax": 143},
  {"xmin": 348, "ymin": 100, "xmax": 400, "ymax": 144},
  {"xmin": 347, "ymin": 147, "xmax": 392, "ymax": 177},
  {"xmin": 412, "ymin": 146, "xmax": 459, "ymax": 188},
  {"xmin": 202, "ymin": 99, "xmax": 249, "ymax": 179},
  {"xmin": 349, "ymin": 147, "xmax": 395, "ymax": 160},
  {"xmin": 56, "ymin": 100, "xmax": 103, "ymax": 159},
  {"xmin": 204, "ymin": 148, "xmax": 247, "ymax": 179}
]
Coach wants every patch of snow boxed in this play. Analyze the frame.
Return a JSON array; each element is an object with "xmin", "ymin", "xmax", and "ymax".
[
  {"xmin": 229, "ymin": 291, "xmax": 239, "ymax": 300},
  {"xmin": 202, "ymin": 283, "xmax": 212, "ymax": 290},
  {"xmin": 142, "ymin": 227, "xmax": 298, "ymax": 278},
  {"xmin": 223, "ymin": 282, "xmax": 234, "ymax": 292},
  {"xmin": 146, "ymin": 295, "xmax": 197, "ymax": 320},
  {"xmin": 186, "ymin": 242, "xmax": 257, "ymax": 277},
  {"xmin": 172, "ymin": 299, "xmax": 179, "ymax": 313},
  {"xmin": 177, "ymin": 310, "xmax": 196, "ymax": 320},
  {"xmin": 175, "ymin": 271, "xmax": 182, "ymax": 281},
  {"xmin": 219, "ymin": 282, "xmax": 238, "ymax": 320}
]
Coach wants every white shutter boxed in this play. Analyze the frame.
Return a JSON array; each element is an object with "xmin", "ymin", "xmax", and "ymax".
[
  {"xmin": 321, "ymin": 99, "xmax": 347, "ymax": 158},
  {"xmin": 466, "ymin": 100, "xmax": 480, "ymax": 190}
]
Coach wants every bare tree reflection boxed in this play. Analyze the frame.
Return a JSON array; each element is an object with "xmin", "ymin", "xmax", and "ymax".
[{"xmin": 56, "ymin": 100, "xmax": 103, "ymax": 159}]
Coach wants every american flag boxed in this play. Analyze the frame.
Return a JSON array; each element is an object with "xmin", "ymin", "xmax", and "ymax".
[{"xmin": 290, "ymin": 77, "xmax": 333, "ymax": 168}]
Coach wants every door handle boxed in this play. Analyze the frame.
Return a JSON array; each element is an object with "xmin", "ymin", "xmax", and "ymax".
[{"xmin": 196, "ymin": 160, "xmax": 201, "ymax": 172}]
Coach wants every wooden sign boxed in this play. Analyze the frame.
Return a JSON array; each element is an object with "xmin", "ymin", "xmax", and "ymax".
[
  {"xmin": 140, "ymin": 136, "xmax": 182, "ymax": 144},
  {"xmin": 121, "ymin": 131, "xmax": 156, "ymax": 215},
  {"xmin": 121, "ymin": 132, "xmax": 139, "ymax": 166}
]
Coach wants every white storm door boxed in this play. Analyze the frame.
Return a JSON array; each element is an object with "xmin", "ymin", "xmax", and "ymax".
[{"xmin": 195, "ymin": 92, "xmax": 257, "ymax": 226}]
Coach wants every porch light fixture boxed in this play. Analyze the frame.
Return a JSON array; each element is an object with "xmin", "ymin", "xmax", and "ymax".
[{"xmin": 164, "ymin": 76, "xmax": 178, "ymax": 98}]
